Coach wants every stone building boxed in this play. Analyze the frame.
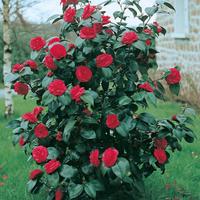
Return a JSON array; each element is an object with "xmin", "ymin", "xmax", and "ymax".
[{"xmin": 156, "ymin": 0, "xmax": 200, "ymax": 104}]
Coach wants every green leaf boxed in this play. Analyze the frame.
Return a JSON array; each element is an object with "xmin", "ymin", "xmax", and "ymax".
[
  {"xmin": 81, "ymin": 92, "xmax": 95, "ymax": 106},
  {"xmin": 60, "ymin": 164, "xmax": 77, "ymax": 179},
  {"xmin": 42, "ymin": 91, "xmax": 54, "ymax": 106},
  {"xmin": 116, "ymin": 122, "xmax": 129, "ymax": 137},
  {"xmin": 102, "ymin": 68, "xmax": 112, "ymax": 78},
  {"xmin": 58, "ymin": 93, "xmax": 71, "ymax": 106},
  {"xmin": 146, "ymin": 93, "xmax": 157, "ymax": 106},
  {"xmin": 133, "ymin": 40, "xmax": 146, "ymax": 51},
  {"xmin": 63, "ymin": 118, "xmax": 76, "ymax": 142},
  {"xmin": 169, "ymin": 83, "xmax": 180, "ymax": 96},
  {"xmin": 75, "ymin": 37, "xmax": 84, "ymax": 48},
  {"xmin": 84, "ymin": 182, "xmax": 96, "ymax": 198},
  {"xmin": 42, "ymin": 76, "xmax": 53, "ymax": 88},
  {"xmin": 27, "ymin": 180, "xmax": 37, "ymax": 193},
  {"xmin": 68, "ymin": 184, "xmax": 83, "ymax": 199},
  {"xmin": 47, "ymin": 147, "xmax": 60, "ymax": 160},
  {"xmin": 5, "ymin": 73, "xmax": 19, "ymax": 83},
  {"xmin": 47, "ymin": 172, "xmax": 59, "ymax": 188},
  {"xmin": 118, "ymin": 96, "xmax": 132, "ymax": 106},
  {"xmin": 89, "ymin": 180, "xmax": 105, "ymax": 191},
  {"xmin": 164, "ymin": 2, "xmax": 175, "ymax": 11},
  {"xmin": 81, "ymin": 130, "xmax": 96, "ymax": 139},
  {"xmin": 47, "ymin": 14, "xmax": 61, "ymax": 22},
  {"xmin": 30, "ymin": 51, "xmax": 39, "ymax": 60},
  {"xmin": 112, "ymin": 158, "xmax": 131, "ymax": 179},
  {"xmin": 145, "ymin": 6, "xmax": 158, "ymax": 16},
  {"xmin": 7, "ymin": 119, "xmax": 21, "ymax": 129}
]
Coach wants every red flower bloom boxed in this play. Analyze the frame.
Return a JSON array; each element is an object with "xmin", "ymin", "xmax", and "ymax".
[
  {"xmin": 121, "ymin": 31, "xmax": 138, "ymax": 45},
  {"xmin": 43, "ymin": 55, "xmax": 57, "ymax": 70},
  {"xmin": 82, "ymin": 4, "xmax": 96, "ymax": 20},
  {"xmin": 138, "ymin": 82, "xmax": 154, "ymax": 92},
  {"xmin": 19, "ymin": 136, "xmax": 25, "ymax": 147},
  {"xmin": 24, "ymin": 60, "xmax": 38, "ymax": 70},
  {"xmin": 47, "ymin": 71, "xmax": 54, "ymax": 77},
  {"xmin": 145, "ymin": 39, "xmax": 151, "ymax": 46},
  {"xmin": 89, "ymin": 149, "xmax": 100, "ymax": 167},
  {"xmin": 12, "ymin": 63, "xmax": 24, "ymax": 73},
  {"xmin": 172, "ymin": 115, "xmax": 177, "ymax": 121},
  {"xmin": 96, "ymin": 53, "xmax": 113, "ymax": 68},
  {"xmin": 29, "ymin": 169, "xmax": 43, "ymax": 180},
  {"xmin": 60, "ymin": 0, "xmax": 78, "ymax": 5},
  {"xmin": 68, "ymin": 43, "xmax": 76, "ymax": 50},
  {"xmin": 22, "ymin": 112, "xmax": 38, "ymax": 123},
  {"xmin": 165, "ymin": 68, "xmax": 181, "ymax": 85},
  {"xmin": 50, "ymin": 44, "xmax": 67, "ymax": 60},
  {"xmin": 47, "ymin": 37, "xmax": 61, "ymax": 46},
  {"xmin": 102, "ymin": 15, "xmax": 111, "ymax": 25},
  {"xmin": 48, "ymin": 79, "xmax": 67, "ymax": 96},
  {"xmin": 33, "ymin": 106, "xmax": 44, "ymax": 117},
  {"xmin": 105, "ymin": 29, "xmax": 114, "ymax": 36},
  {"xmin": 14, "ymin": 82, "xmax": 29, "ymax": 95},
  {"xmin": 153, "ymin": 22, "xmax": 163, "ymax": 33},
  {"xmin": 63, "ymin": 7, "xmax": 76, "ymax": 23},
  {"xmin": 106, "ymin": 114, "xmax": 120, "ymax": 129},
  {"xmin": 70, "ymin": 85, "xmax": 85, "ymax": 102},
  {"xmin": 153, "ymin": 148, "xmax": 167, "ymax": 164},
  {"xmin": 80, "ymin": 27, "xmax": 96, "ymax": 39},
  {"xmin": 102, "ymin": 148, "xmax": 119, "ymax": 168},
  {"xmin": 93, "ymin": 23, "xmax": 103, "ymax": 33},
  {"xmin": 30, "ymin": 36, "xmax": 46, "ymax": 51},
  {"xmin": 32, "ymin": 146, "xmax": 48, "ymax": 163},
  {"xmin": 44, "ymin": 160, "xmax": 61, "ymax": 174},
  {"xmin": 144, "ymin": 28, "xmax": 152, "ymax": 35},
  {"xmin": 75, "ymin": 66, "xmax": 93, "ymax": 82},
  {"xmin": 34, "ymin": 123, "xmax": 49, "ymax": 139},
  {"xmin": 55, "ymin": 188, "xmax": 64, "ymax": 200},
  {"xmin": 154, "ymin": 138, "xmax": 168, "ymax": 149},
  {"xmin": 56, "ymin": 132, "xmax": 63, "ymax": 142}
]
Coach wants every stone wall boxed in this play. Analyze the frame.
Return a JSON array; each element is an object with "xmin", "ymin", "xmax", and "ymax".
[{"xmin": 156, "ymin": 0, "xmax": 200, "ymax": 92}]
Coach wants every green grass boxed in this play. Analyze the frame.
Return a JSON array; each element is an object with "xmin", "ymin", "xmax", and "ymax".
[{"xmin": 0, "ymin": 97, "xmax": 200, "ymax": 200}]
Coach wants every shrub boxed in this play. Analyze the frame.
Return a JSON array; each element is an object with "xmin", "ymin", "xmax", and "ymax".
[{"xmin": 7, "ymin": 1, "xmax": 196, "ymax": 199}]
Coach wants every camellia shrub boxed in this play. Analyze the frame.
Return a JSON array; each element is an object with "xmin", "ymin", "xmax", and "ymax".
[{"xmin": 7, "ymin": 0, "xmax": 196, "ymax": 199}]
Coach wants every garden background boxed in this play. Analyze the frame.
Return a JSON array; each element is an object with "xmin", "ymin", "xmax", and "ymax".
[{"xmin": 0, "ymin": 0, "xmax": 200, "ymax": 200}]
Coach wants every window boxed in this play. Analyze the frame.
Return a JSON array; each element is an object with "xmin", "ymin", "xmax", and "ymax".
[{"xmin": 173, "ymin": 0, "xmax": 189, "ymax": 38}]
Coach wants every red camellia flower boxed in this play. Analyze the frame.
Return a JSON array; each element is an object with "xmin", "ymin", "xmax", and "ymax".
[
  {"xmin": 165, "ymin": 68, "xmax": 181, "ymax": 85},
  {"xmin": 153, "ymin": 21, "xmax": 163, "ymax": 33},
  {"xmin": 144, "ymin": 28, "xmax": 152, "ymax": 35},
  {"xmin": 43, "ymin": 55, "xmax": 57, "ymax": 70},
  {"xmin": 121, "ymin": 31, "xmax": 138, "ymax": 45},
  {"xmin": 68, "ymin": 43, "xmax": 76, "ymax": 51},
  {"xmin": 102, "ymin": 15, "xmax": 111, "ymax": 25},
  {"xmin": 145, "ymin": 39, "xmax": 151, "ymax": 46},
  {"xmin": 89, "ymin": 149, "xmax": 100, "ymax": 167},
  {"xmin": 106, "ymin": 114, "xmax": 120, "ymax": 129},
  {"xmin": 172, "ymin": 115, "xmax": 177, "ymax": 121},
  {"xmin": 80, "ymin": 26, "xmax": 96, "ymax": 39},
  {"xmin": 33, "ymin": 106, "xmax": 44, "ymax": 117},
  {"xmin": 48, "ymin": 79, "xmax": 67, "ymax": 96},
  {"xmin": 102, "ymin": 148, "xmax": 119, "ymax": 168},
  {"xmin": 32, "ymin": 146, "xmax": 48, "ymax": 163},
  {"xmin": 34, "ymin": 123, "xmax": 49, "ymax": 139},
  {"xmin": 154, "ymin": 138, "xmax": 168, "ymax": 150},
  {"xmin": 19, "ymin": 136, "xmax": 25, "ymax": 147},
  {"xmin": 29, "ymin": 169, "xmax": 43, "ymax": 180},
  {"xmin": 24, "ymin": 60, "xmax": 38, "ymax": 70},
  {"xmin": 56, "ymin": 132, "xmax": 63, "ymax": 142},
  {"xmin": 70, "ymin": 85, "xmax": 85, "ymax": 102},
  {"xmin": 138, "ymin": 82, "xmax": 154, "ymax": 93},
  {"xmin": 14, "ymin": 82, "xmax": 29, "ymax": 95},
  {"xmin": 44, "ymin": 160, "xmax": 61, "ymax": 174},
  {"xmin": 47, "ymin": 37, "xmax": 61, "ymax": 46},
  {"xmin": 93, "ymin": 23, "xmax": 103, "ymax": 33},
  {"xmin": 50, "ymin": 44, "xmax": 67, "ymax": 60},
  {"xmin": 96, "ymin": 53, "xmax": 113, "ymax": 68},
  {"xmin": 12, "ymin": 63, "xmax": 24, "ymax": 73},
  {"xmin": 55, "ymin": 188, "xmax": 64, "ymax": 200},
  {"xmin": 153, "ymin": 148, "xmax": 167, "ymax": 164},
  {"xmin": 75, "ymin": 66, "xmax": 93, "ymax": 82},
  {"xmin": 47, "ymin": 71, "xmax": 54, "ymax": 77},
  {"xmin": 63, "ymin": 7, "xmax": 76, "ymax": 23},
  {"xmin": 105, "ymin": 29, "xmax": 114, "ymax": 36},
  {"xmin": 82, "ymin": 4, "xmax": 96, "ymax": 20},
  {"xmin": 22, "ymin": 112, "xmax": 38, "ymax": 123},
  {"xmin": 60, "ymin": 0, "xmax": 78, "ymax": 5},
  {"xmin": 30, "ymin": 36, "xmax": 46, "ymax": 51}
]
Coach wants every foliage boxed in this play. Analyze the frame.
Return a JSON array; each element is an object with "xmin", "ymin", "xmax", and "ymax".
[{"xmin": 7, "ymin": 0, "xmax": 195, "ymax": 199}]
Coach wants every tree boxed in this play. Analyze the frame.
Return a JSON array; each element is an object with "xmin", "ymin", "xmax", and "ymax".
[{"xmin": 2, "ymin": 0, "xmax": 13, "ymax": 117}]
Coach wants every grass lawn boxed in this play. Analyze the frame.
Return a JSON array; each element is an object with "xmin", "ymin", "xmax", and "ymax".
[{"xmin": 0, "ymin": 97, "xmax": 200, "ymax": 200}]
